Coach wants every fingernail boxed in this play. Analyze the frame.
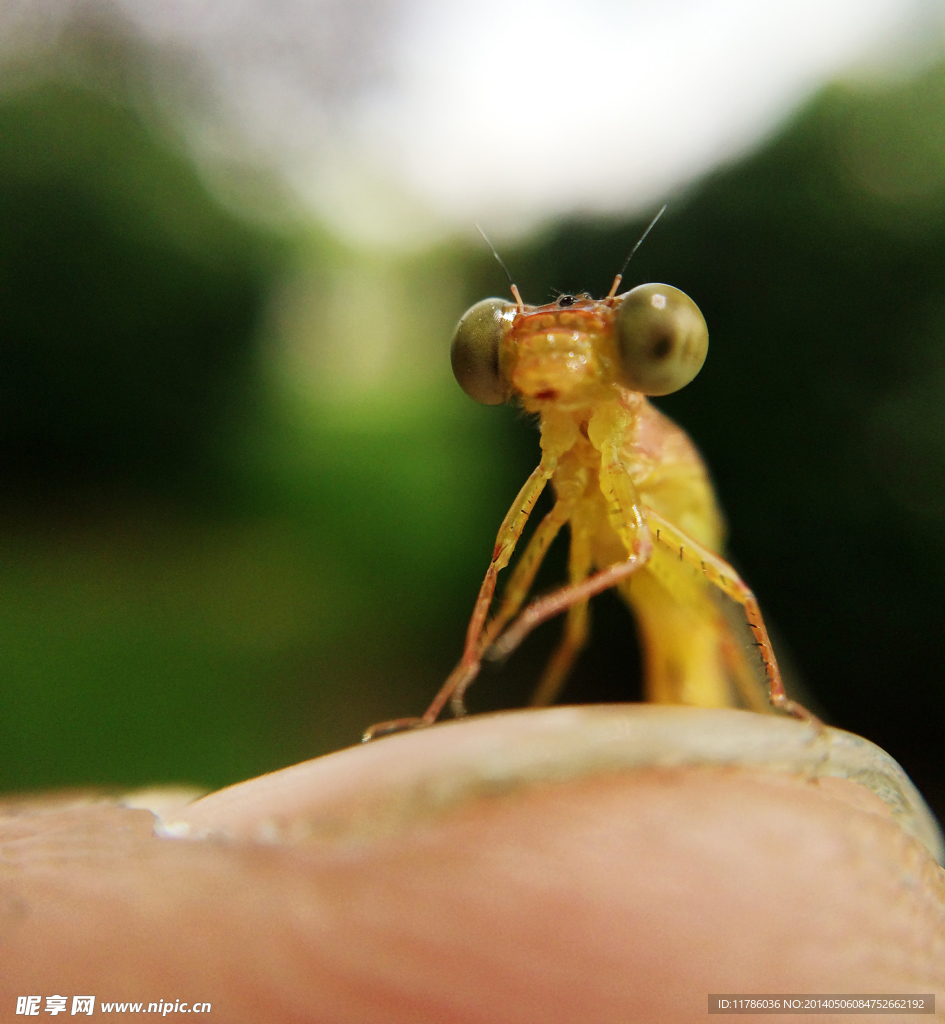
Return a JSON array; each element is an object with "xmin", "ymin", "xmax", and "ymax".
[{"xmin": 162, "ymin": 705, "xmax": 943, "ymax": 864}]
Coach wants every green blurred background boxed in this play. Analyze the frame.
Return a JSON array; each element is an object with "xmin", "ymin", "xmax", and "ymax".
[{"xmin": 0, "ymin": 30, "xmax": 942, "ymax": 824}]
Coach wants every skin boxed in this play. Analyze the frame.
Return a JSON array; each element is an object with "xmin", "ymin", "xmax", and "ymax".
[{"xmin": 2, "ymin": 705, "xmax": 943, "ymax": 1024}]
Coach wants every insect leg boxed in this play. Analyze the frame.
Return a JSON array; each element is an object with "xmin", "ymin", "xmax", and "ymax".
[
  {"xmin": 644, "ymin": 507, "xmax": 819, "ymax": 725},
  {"xmin": 587, "ymin": 401, "xmax": 648, "ymax": 556},
  {"xmin": 448, "ymin": 464, "xmax": 592, "ymax": 716},
  {"xmin": 489, "ymin": 548, "xmax": 648, "ymax": 662},
  {"xmin": 448, "ymin": 496, "xmax": 573, "ymax": 717},
  {"xmin": 363, "ymin": 413, "xmax": 582, "ymax": 740},
  {"xmin": 528, "ymin": 513, "xmax": 594, "ymax": 708},
  {"xmin": 488, "ymin": 409, "xmax": 655, "ymax": 667},
  {"xmin": 718, "ymin": 624, "xmax": 774, "ymax": 714},
  {"xmin": 481, "ymin": 496, "xmax": 576, "ymax": 646},
  {"xmin": 362, "ymin": 455, "xmax": 561, "ymax": 741}
]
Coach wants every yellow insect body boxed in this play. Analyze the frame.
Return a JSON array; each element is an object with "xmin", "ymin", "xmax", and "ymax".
[
  {"xmin": 364, "ymin": 278, "xmax": 812, "ymax": 741},
  {"xmin": 564, "ymin": 397, "xmax": 733, "ymax": 710}
]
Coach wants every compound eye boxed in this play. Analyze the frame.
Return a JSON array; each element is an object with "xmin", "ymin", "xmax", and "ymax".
[
  {"xmin": 614, "ymin": 283, "xmax": 708, "ymax": 396},
  {"xmin": 450, "ymin": 297, "xmax": 515, "ymax": 405}
]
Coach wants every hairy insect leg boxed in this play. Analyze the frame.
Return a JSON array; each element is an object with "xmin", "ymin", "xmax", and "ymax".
[
  {"xmin": 528, "ymin": 516, "xmax": 594, "ymax": 708},
  {"xmin": 644, "ymin": 507, "xmax": 819, "ymax": 725},
  {"xmin": 717, "ymin": 621, "xmax": 774, "ymax": 714}
]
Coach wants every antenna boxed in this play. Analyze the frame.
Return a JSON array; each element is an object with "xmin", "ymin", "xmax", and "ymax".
[
  {"xmin": 606, "ymin": 203, "xmax": 668, "ymax": 302},
  {"xmin": 476, "ymin": 224, "xmax": 524, "ymax": 311}
]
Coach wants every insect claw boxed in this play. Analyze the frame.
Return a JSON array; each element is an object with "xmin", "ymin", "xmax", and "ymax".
[
  {"xmin": 361, "ymin": 717, "xmax": 428, "ymax": 742},
  {"xmin": 449, "ymin": 692, "xmax": 469, "ymax": 718},
  {"xmin": 482, "ymin": 640, "xmax": 508, "ymax": 663}
]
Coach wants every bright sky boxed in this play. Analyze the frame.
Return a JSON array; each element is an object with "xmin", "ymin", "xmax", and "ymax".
[{"xmin": 3, "ymin": 0, "xmax": 943, "ymax": 245}]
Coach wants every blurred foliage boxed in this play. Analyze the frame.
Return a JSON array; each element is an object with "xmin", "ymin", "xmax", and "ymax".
[
  {"xmin": 0, "ymin": 50, "xmax": 942, "ymax": 827},
  {"xmin": 0, "ymin": 77, "xmax": 519, "ymax": 791},
  {"xmin": 0, "ymin": 83, "xmax": 276, "ymax": 491}
]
